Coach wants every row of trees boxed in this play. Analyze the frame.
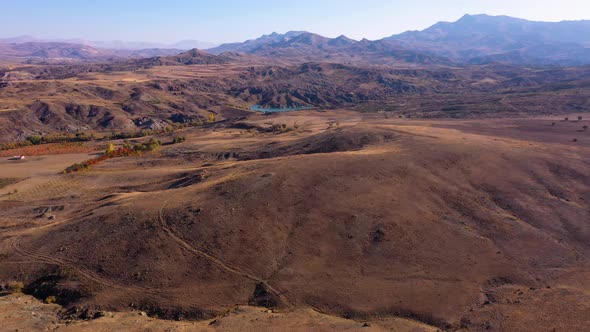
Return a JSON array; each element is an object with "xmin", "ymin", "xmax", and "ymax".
[{"xmin": 63, "ymin": 139, "xmax": 163, "ymax": 173}]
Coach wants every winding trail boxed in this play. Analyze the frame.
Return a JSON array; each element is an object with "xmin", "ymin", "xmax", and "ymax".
[
  {"xmin": 157, "ymin": 202, "xmax": 292, "ymax": 308},
  {"xmin": 8, "ymin": 236, "xmax": 166, "ymax": 298}
]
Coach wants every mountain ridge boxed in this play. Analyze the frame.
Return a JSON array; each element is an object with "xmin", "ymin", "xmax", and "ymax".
[
  {"xmin": 206, "ymin": 14, "xmax": 590, "ymax": 66},
  {"xmin": 0, "ymin": 36, "xmax": 217, "ymax": 51},
  {"xmin": 2, "ymin": 14, "xmax": 590, "ymax": 66},
  {"xmin": 387, "ymin": 14, "xmax": 590, "ymax": 65}
]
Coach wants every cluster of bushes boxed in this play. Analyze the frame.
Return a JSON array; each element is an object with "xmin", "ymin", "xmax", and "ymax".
[
  {"xmin": 63, "ymin": 139, "xmax": 162, "ymax": 173},
  {"xmin": 108, "ymin": 128, "xmax": 174, "ymax": 140},
  {"xmin": 1, "ymin": 281, "xmax": 24, "ymax": 293},
  {"xmin": 1, "ymin": 133, "xmax": 94, "ymax": 151},
  {"xmin": 270, "ymin": 123, "xmax": 299, "ymax": 133},
  {"xmin": 0, "ymin": 140, "xmax": 33, "ymax": 151},
  {"xmin": 106, "ymin": 120, "xmax": 207, "ymax": 140},
  {"xmin": 131, "ymin": 138, "xmax": 162, "ymax": 152},
  {"xmin": 26, "ymin": 132, "xmax": 94, "ymax": 145},
  {"xmin": 63, "ymin": 149, "xmax": 122, "ymax": 173},
  {"xmin": 172, "ymin": 136, "xmax": 186, "ymax": 144}
]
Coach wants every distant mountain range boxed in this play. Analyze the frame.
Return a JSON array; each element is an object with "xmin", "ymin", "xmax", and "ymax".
[
  {"xmin": 1, "ymin": 14, "xmax": 590, "ymax": 66},
  {"xmin": 208, "ymin": 14, "xmax": 590, "ymax": 66},
  {"xmin": 207, "ymin": 31, "xmax": 445, "ymax": 65},
  {"xmin": 387, "ymin": 14, "xmax": 590, "ymax": 66},
  {"xmin": 0, "ymin": 41, "xmax": 185, "ymax": 62},
  {"xmin": 0, "ymin": 35, "xmax": 217, "ymax": 50}
]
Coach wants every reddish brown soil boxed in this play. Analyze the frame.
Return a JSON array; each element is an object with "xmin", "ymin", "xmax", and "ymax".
[{"xmin": 1, "ymin": 111, "xmax": 589, "ymax": 331}]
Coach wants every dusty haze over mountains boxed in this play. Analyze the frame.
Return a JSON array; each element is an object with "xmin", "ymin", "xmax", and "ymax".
[
  {"xmin": 2, "ymin": 14, "xmax": 590, "ymax": 65},
  {"xmin": 1, "ymin": 8, "xmax": 589, "ymax": 332}
]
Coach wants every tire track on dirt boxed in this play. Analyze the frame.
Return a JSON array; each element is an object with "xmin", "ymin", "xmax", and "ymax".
[
  {"xmin": 9, "ymin": 236, "xmax": 167, "ymax": 298},
  {"xmin": 158, "ymin": 202, "xmax": 292, "ymax": 308}
]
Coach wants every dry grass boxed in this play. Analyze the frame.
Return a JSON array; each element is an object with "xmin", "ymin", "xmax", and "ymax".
[
  {"xmin": 7, "ymin": 281, "xmax": 24, "ymax": 293},
  {"xmin": 0, "ymin": 112, "xmax": 588, "ymax": 331},
  {"xmin": 0, "ymin": 178, "xmax": 22, "ymax": 189},
  {"xmin": 0, "ymin": 143, "xmax": 98, "ymax": 157}
]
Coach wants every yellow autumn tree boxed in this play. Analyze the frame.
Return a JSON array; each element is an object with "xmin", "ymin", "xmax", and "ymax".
[{"xmin": 105, "ymin": 143, "xmax": 116, "ymax": 155}]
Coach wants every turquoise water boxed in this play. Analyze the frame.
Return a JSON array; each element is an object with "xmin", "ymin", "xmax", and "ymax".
[{"xmin": 249, "ymin": 105, "xmax": 313, "ymax": 112}]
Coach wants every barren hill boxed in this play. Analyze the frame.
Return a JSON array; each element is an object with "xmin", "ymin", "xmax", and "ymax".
[{"xmin": 1, "ymin": 111, "xmax": 589, "ymax": 331}]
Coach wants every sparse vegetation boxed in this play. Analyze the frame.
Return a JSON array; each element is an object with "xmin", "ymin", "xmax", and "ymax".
[
  {"xmin": 7, "ymin": 189, "xmax": 18, "ymax": 196},
  {"xmin": 105, "ymin": 143, "xmax": 116, "ymax": 154},
  {"xmin": 44, "ymin": 296, "xmax": 57, "ymax": 304},
  {"xmin": 172, "ymin": 136, "xmax": 186, "ymax": 144},
  {"xmin": 63, "ymin": 140, "xmax": 161, "ymax": 173},
  {"xmin": 0, "ymin": 142, "xmax": 98, "ymax": 157},
  {"xmin": 2, "ymin": 17, "xmax": 590, "ymax": 332},
  {"xmin": 108, "ymin": 128, "xmax": 168, "ymax": 140},
  {"xmin": 1, "ymin": 133, "xmax": 96, "ymax": 153},
  {"xmin": 0, "ymin": 140, "xmax": 33, "ymax": 151},
  {"xmin": 270, "ymin": 123, "xmax": 294, "ymax": 133},
  {"xmin": 8, "ymin": 281, "xmax": 24, "ymax": 293},
  {"xmin": 133, "ymin": 138, "xmax": 162, "ymax": 152},
  {"xmin": 25, "ymin": 135, "xmax": 42, "ymax": 145},
  {"xmin": 1, "ymin": 125, "xmax": 197, "ymax": 155},
  {"xmin": 0, "ymin": 178, "xmax": 22, "ymax": 190},
  {"xmin": 25, "ymin": 132, "xmax": 94, "ymax": 146}
]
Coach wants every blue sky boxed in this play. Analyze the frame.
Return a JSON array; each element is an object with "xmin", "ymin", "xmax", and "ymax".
[{"xmin": 2, "ymin": 0, "xmax": 589, "ymax": 44}]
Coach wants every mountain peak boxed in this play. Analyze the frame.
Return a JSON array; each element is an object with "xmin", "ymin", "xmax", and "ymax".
[
  {"xmin": 387, "ymin": 14, "xmax": 590, "ymax": 66},
  {"xmin": 458, "ymin": 13, "xmax": 490, "ymax": 20},
  {"xmin": 335, "ymin": 35, "xmax": 354, "ymax": 41}
]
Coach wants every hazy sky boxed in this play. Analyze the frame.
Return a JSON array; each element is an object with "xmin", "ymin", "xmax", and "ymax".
[{"xmin": 2, "ymin": 0, "xmax": 589, "ymax": 44}]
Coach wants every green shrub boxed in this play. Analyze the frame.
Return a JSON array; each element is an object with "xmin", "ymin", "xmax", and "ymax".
[
  {"xmin": 26, "ymin": 135, "xmax": 43, "ymax": 145},
  {"xmin": 172, "ymin": 136, "xmax": 186, "ymax": 144},
  {"xmin": 133, "ymin": 138, "xmax": 161, "ymax": 152}
]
